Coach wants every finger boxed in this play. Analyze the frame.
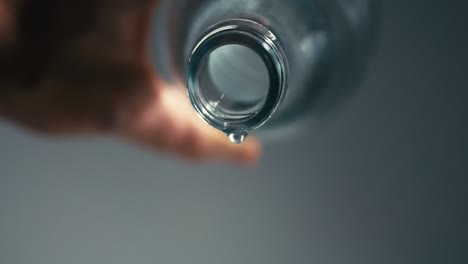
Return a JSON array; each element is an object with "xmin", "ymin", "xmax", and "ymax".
[
  {"xmin": 123, "ymin": 80, "xmax": 262, "ymax": 166},
  {"xmin": 178, "ymin": 120, "xmax": 262, "ymax": 166},
  {"xmin": 167, "ymin": 87, "xmax": 261, "ymax": 164}
]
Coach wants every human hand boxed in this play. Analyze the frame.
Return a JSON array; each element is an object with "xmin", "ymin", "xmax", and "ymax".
[{"xmin": 0, "ymin": 0, "xmax": 261, "ymax": 165}]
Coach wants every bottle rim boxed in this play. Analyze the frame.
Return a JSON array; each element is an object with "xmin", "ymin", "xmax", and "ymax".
[{"xmin": 186, "ymin": 19, "xmax": 288, "ymax": 137}]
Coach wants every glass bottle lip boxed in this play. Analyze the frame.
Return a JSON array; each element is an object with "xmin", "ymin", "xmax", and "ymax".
[{"xmin": 186, "ymin": 19, "xmax": 288, "ymax": 135}]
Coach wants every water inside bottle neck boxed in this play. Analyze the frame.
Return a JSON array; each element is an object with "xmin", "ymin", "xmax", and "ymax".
[{"xmin": 187, "ymin": 19, "xmax": 288, "ymax": 143}]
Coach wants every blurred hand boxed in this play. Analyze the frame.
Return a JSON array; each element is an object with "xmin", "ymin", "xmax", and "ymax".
[{"xmin": 0, "ymin": 0, "xmax": 261, "ymax": 165}]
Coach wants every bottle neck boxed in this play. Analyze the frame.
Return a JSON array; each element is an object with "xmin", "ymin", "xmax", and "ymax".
[{"xmin": 186, "ymin": 19, "xmax": 288, "ymax": 143}]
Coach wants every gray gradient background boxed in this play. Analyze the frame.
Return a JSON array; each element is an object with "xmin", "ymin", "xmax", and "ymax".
[{"xmin": 1, "ymin": 1, "xmax": 467, "ymax": 263}]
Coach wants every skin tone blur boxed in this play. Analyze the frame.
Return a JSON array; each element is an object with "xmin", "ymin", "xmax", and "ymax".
[{"xmin": 0, "ymin": 0, "xmax": 261, "ymax": 165}]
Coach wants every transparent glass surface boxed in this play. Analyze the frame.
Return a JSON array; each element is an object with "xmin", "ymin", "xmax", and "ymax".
[
  {"xmin": 152, "ymin": 0, "xmax": 379, "ymax": 142},
  {"xmin": 197, "ymin": 44, "xmax": 270, "ymax": 119},
  {"xmin": 186, "ymin": 19, "xmax": 288, "ymax": 142}
]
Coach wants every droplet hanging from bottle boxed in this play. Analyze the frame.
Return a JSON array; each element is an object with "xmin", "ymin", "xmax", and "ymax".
[{"xmin": 227, "ymin": 131, "xmax": 248, "ymax": 144}]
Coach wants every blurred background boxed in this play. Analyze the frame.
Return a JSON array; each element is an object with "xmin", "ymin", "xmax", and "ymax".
[{"xmin": 1, "ymin": 1, "xmax": 467, "ymax": 264}]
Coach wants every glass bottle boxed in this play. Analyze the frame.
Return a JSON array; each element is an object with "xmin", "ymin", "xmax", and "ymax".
[{"xmin": 151, "ymin": 0, "xmax": 379, "ymax": 143}]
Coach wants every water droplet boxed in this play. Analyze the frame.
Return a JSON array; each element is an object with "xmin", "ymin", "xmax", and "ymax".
[{"xmin": 227, "ymin": 131, "xmax": 248, "ymax": 144}]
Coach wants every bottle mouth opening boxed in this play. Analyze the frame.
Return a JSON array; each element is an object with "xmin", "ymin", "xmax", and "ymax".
[{"xmin": 187, "ymin": 19, "xmax": 288, "ymax": 137}]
